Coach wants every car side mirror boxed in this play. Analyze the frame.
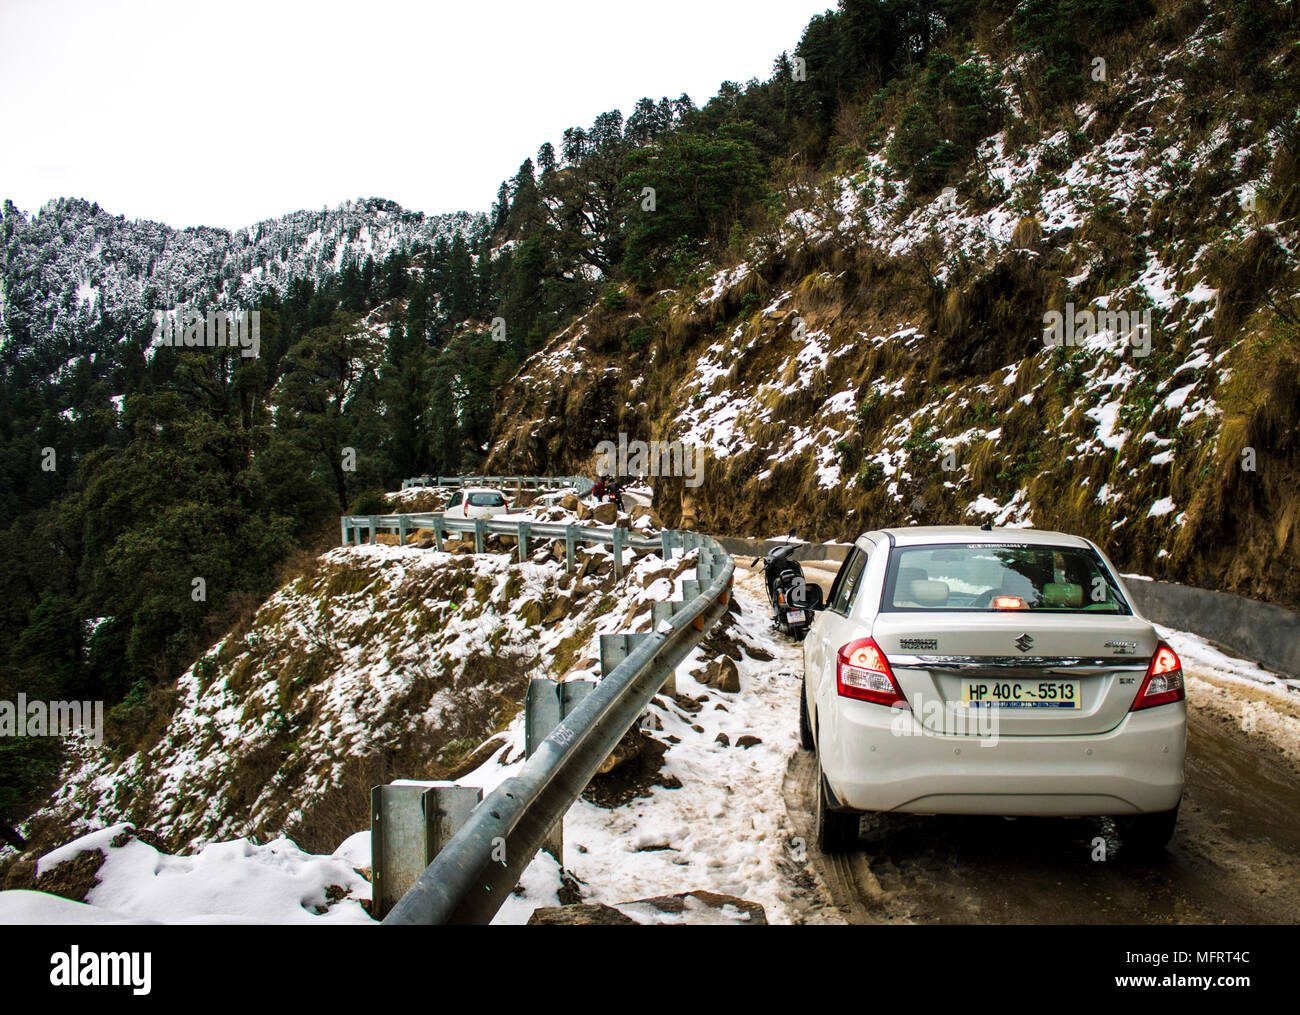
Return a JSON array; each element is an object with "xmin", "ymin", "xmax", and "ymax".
[
  {"xmin": 800, "ymin": 577, "xmax": 821, "ymax": 610},
  {"xmin": 792, "ymin": 583, "xmax": 824, "ymax": 611}
]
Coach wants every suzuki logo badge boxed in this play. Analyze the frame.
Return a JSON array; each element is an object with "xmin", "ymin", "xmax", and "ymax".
[{"xmin": 1014, "ymin": 633, "xmax": 1034, "ymax": 653}]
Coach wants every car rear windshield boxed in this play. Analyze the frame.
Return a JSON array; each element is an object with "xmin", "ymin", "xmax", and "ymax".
[
  {"xmin": 468, "ymin": 492, "xmax": 506, "ymax": 507},
  {"xmin": 881, "ymin": 542, "xmax": 1131, "ymax": 614}
]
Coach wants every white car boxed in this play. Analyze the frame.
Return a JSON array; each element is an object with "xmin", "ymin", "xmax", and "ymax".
[
  {"xmin": 442, "ymin": 487, "xmax": 510, "ymax": 520},
  {"xmin": 801, "ymin": 526, "xmax": 1186, "ymax": 854}
]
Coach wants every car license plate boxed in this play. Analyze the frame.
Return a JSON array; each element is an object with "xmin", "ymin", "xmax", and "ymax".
[
  {"xmin": 786, "ymin": 610, "xmax": 806, "ymax": 624},
  {"xmin": 962, "ymin": 679, "xmax": 1080, "ymax": 708}
]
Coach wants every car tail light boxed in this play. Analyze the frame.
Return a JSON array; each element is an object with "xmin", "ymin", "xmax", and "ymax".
[
  {"xmin": 836, "ymin": 638, "xmax": 908, "ymax": 708},
  {"xmin": 993, "ymin": 595, "xmax": 1026, "ymax": 610},
  {"xmin": 1131, "ymin": 641, "xmax": 1185, "ymax": 710}
]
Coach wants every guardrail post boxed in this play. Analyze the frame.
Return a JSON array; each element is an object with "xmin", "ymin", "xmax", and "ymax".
[
  {"xmin": 517, "ymin": 521, "xmax": 530, "ymax": 563},
  {"xmin": 600, "ymin": 633, "xmax": 652, "ymax": 676},
  {"xmin": 367, "ymin": 515, "xmax": 378, "ymax": 545},
  {"xmin": 398, "ymin": 516, "xmax": 408, "ymax": 547},
  {"xmin": 525, "ymin": 678, "xmax": 595, "ymax": 860},
  {"xmin": 601, "ymin": 631, "xmax": 670, "ymax": 694},
  {"xmin": 474, "ymin": 516, "xmax": 487, "ymax": 554},
  {"xmin": 341, "ymin": 517, "xmax": 350, "ymax": 546},
  {"xmin": 371, "ymin": 782, "xmax": 483, "ymax": 919},
  {"xmin": 433, "ymin": 513, "xmax": 444, "ymax": 552},
  {"xmin": 611, "ymin": 526, "xmax": 625, "ymax": 579}
]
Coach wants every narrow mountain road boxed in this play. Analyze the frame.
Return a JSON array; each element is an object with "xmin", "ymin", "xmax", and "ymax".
[{"xmin": 759, "ymin": 561, "xmax": 1300, "ymax": 924}]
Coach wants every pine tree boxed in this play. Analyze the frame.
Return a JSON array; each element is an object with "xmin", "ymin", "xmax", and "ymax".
[{"xmin": 537, "ymin": 142, "xmax": 556, "ymax": 176}]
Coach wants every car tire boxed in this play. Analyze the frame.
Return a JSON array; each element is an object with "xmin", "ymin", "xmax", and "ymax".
[
  {"xmin": 815, "ymin": 746, "xmax": 860, "ymax": 854},
  {"xmin": 798, "ymin": 679, "xmax": 814, "ymax": 751},
  {"xmin": 1118, "ymin": 799, "xmax": 1180, "ymax": 855}
]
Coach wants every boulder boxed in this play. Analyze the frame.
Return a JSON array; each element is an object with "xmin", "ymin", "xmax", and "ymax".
[
  {"xmin": 528, "ymin": 904, "xmax": 637, "ymax": 926},
  {"xmin": 631, "ymin": 504, "xmax": 664, "ymax": 530},
  {"xmin": 543, "ymin": 594, "xmax": 572, "ymax": 625},
  {"xmin": 591, "ymin": 501, "xmax": 619, "ymax": 525},
  {"xmin": 701, "ymin": 656, "xmax": 740, "ymax": 693},
  {"xmin": 620, "ymin": 890, "xmax": 767, "ymax": 925},
  {"xmin": 560, "ymin": 493, "xmax": 580, "ymax": 511}
]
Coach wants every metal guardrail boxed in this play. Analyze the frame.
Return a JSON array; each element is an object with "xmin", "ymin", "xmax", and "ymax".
[
  {"xmin": 383, "ymin": 529, "xmax": 731, "ymax": 924},
  {"xmin": 340, "ymin": 513, "xmax": 675, "ymax": 579},
  {"xmin": 344, "ymin": 478, "xmax": 734, "ymax": 924},
  {"xmin": 400, "ymin": 474, "xmax": 594, "ymax": 495}
]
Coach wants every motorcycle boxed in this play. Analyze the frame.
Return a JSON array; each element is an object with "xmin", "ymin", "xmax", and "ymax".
[
  {"xmin": 593, "ymin": 479, "xmax": 625, "ymax": 512},
  {"xmin": 753, "ymin": 531, "xmax": 823, "ymax": 640}
]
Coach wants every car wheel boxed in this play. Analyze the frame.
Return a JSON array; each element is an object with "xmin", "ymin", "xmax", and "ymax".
[
  {"xmin": 815, "ymin": 744, "xmax": 860, "ymax": 854},
  {"xmin": 798, "ymin": 678, "xmax": 814, "ymax": 751},
  {"xmin": 1117, "ymin": 799, "xmax": 1180, "ymax": 855}
]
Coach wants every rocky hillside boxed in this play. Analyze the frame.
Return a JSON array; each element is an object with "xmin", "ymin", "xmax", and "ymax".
[{"xmin": 485, "ymin": 4, "xmax": 1300, "ymax": 606}]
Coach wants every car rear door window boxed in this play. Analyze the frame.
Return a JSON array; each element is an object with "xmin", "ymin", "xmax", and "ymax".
[{"xmin": 828, "ymin": 548, "xmax": 868, "ymax": 614}]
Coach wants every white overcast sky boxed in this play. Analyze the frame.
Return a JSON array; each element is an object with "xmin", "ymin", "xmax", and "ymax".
[{"xmin": 1, "ymin": 0, "xmax": 833, "ymax": 230}]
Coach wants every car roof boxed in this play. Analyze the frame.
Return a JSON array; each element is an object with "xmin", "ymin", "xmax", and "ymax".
[{"xmin": 863, "ymin": 525, "xmax": 1094, "ymax": 549}]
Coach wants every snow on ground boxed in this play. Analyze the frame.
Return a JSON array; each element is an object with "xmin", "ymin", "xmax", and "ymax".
[
  {"xmin": 488, "ymin": 562, "xmax": 837, "ymax": 925},
  {"xmin": 1157, "ymin": 625, "xmax": 1300, "ymax": 698},
  {"xmin": 1159, "ymin": 625, "xmax": 1300, "ymax": 770},
  {"xmin": 1, "ymin": 824, "xmax": 372, "ymax": 925}
]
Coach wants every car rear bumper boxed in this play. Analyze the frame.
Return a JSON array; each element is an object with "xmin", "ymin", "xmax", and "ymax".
[{"xmin": 821, "ymin": 698, "xmax": 1186, "ymax": 816}]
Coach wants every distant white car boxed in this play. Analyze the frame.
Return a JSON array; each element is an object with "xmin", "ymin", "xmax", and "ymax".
[
  {"xmin": 802, "ymin": 526, "xmax": 1186, "ymax": 854},
  {"xmin": 442, "ymin": 487, "xmax": 510, "ymax": 521}
]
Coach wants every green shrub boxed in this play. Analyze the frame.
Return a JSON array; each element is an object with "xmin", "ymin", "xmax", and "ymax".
[
  {"xmin": 886, "ymin": 53, "xmax": 1004, "ymax": 196},
  {"xmin": 350, "ymin": 489, "xmax": 388, "ymax": 516}
]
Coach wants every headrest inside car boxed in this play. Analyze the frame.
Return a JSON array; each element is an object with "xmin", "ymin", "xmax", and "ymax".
[
  {"xmin": 908, "ymin": 579, "xmax": 949, "ymax": 607},
  {"xmin": 1043, "ymin": 582, "xmax": 1083, "ymax": 608}
]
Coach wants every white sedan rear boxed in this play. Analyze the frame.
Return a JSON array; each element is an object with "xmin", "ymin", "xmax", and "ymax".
[
  {"xmin": 443, "ymin": 487, "xmax": 510, "ymax": 520},
  {"xmin": 801, "ymin": 526, "xmax": 1186, "ymax": 854}
]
